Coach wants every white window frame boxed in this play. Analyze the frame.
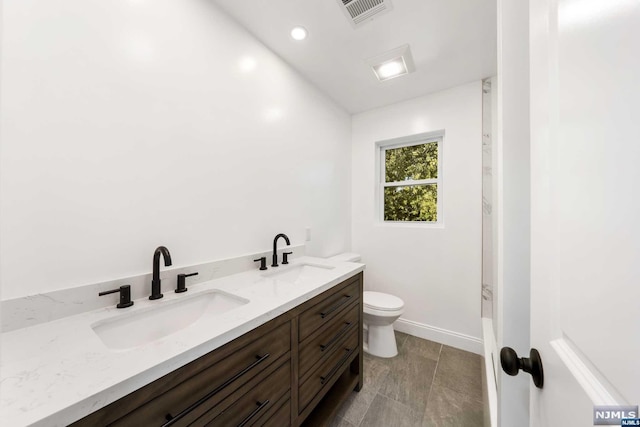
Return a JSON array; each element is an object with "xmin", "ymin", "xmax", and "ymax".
[{"xmin": 375, "ymin": 131, "xmax": 444, "ymax": 227}]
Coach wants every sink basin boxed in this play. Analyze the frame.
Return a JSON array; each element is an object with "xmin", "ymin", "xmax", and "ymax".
[
  {"xmin": 91, "ymin": 290, "xmax": 248, "ymax": 350},
  {"xmin": 262, "ymin": 262, "xmax": 335, "ymax": 285}
]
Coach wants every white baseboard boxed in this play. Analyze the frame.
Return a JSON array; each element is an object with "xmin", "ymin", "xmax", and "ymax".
[{"xmin": 393, "ymin": 318, "xmax": 484, "ymax": 355}]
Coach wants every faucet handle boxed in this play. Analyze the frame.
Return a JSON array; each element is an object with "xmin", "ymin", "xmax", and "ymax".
[
  {"xmin": 176, "ymin": 272, "xmax": 198, "ymax": 293},
  {"xmin": 254, "ymin": 257, "xmax": 267, "ymax": 270},
  {"xmin": 282, "ymin": 252, "xmax": 293, "ymax": 265},
  {"xmin": 99, "ymin": 285, "xmax": 134, "ymax": 309}
]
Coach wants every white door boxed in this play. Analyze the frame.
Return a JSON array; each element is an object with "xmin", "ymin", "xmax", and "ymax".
[{"xmin": 529, "ymin": 0, "xmax": 640, "ymax": 425}]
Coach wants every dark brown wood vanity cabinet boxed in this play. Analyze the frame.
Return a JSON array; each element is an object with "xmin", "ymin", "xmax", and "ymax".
[{"xmin": 71, "ymin": 272, "xmax": 363, "ymax": 427}]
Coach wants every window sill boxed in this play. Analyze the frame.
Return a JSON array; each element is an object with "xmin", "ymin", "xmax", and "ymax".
[{"xmin": 376, "ymin": 221, "xmax": 445, "ymax": 229}]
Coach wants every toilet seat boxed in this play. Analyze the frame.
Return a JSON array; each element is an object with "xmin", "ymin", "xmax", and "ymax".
[{"xmin": 364, "ymin": 291, "xmax": 404, "ymax": 312}]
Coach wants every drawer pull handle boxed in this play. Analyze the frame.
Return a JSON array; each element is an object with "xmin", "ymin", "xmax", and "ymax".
[
  {"xmin": 320, "ymin": 295, "xmax": 352, "ymax": 319},
  {"xmin": 161, "ymin": 353, "xmax": 271, "ymax": 427},
  {"xmin": 320, "ymin": 348, "xmax": 352, "ymax": 385},
  {"xmin": 237, "ymin": 400, "xmax": 270, "ymax": 427},
  {"xmin": 320, "ymin": 322, "xmax": 352, "ymax": 352}
]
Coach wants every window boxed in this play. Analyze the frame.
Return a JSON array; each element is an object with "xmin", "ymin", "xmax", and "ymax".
[{"xmin": 378, "ymin": 133, "xmax": 443, "ymax": 223}]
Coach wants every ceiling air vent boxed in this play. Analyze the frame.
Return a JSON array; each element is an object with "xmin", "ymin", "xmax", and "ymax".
[{"xmin": 337, "ymin": 0, "xmax": 393, "ymax": 28}]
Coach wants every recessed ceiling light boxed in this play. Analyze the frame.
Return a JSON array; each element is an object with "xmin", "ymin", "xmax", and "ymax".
[
  {"xmin": 290, "ymin": 26, "xmax": 308, "ymax": 41},
  {"xmin": 366, "ymin": 44, "xmax": 416, "ymax": 82},
  {"xmin": 374, "ymin": 59, "xmax": 407, "ymax": 80}
]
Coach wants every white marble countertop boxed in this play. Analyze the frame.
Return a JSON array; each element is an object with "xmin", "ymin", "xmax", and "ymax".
[{"xmin": 0, "ymin": 256, "xmax": 364, "ymax": 427}]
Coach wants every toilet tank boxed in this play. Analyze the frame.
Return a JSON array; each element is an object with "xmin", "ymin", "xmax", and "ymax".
[{"xmin": 328, "ymin": 252, "xmax": 362, "ymax": 262}]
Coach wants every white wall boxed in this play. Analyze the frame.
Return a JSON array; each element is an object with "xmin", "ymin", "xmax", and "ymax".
[
  {"xmin": 351, "ymin": 81, "xmax": 483, "ymax": 352},
  {"xmin": 0, "ymin": 0, "xmax": 351, "ymax": 300}
]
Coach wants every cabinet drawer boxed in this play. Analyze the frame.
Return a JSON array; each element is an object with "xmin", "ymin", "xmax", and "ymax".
[
  {"xmin": 298, "ymin": 278, "xmax": 360, "ymax": 342},
  {"xmin": 112, "ymin": 322, "xmax": 290, "ymax": 426},
  {"xmin": 299, "ymin": 303, "xmax": 358, "ymax": 379},
  {"xmin": 298, "ymin": 329, "xmax": 358, "ymax": 413},
  {"xmin": 260, "ymin": 392, "xmax": 291, "ymax": 427},
  {"xmin": 198, "ymin": 359, "xmax": 291, "ymax": 427}
]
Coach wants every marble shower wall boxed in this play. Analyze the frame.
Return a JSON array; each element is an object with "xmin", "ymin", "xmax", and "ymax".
[{"xmin": 481, "ymin": 78, "xmax": 495, "ymax": 324}]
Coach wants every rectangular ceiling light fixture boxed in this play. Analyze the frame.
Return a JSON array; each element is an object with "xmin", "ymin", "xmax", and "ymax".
[{"xmin": 366, "ymin": 44, "xmax": 415, "ymax": 82}]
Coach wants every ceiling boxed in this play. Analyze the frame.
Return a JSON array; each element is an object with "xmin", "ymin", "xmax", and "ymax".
[{"xmin": 213, "ymin": 0, "xmax": 497, "ymax": 114}]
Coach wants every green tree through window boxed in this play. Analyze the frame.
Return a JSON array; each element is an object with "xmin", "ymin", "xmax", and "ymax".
[{"xmin": 383, "ymin": 140, "xmax": 439, "ymax": 222}]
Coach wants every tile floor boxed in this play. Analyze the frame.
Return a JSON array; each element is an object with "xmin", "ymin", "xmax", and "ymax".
[{"xmin": 331, "ymin": 332, "xmax": 484, "ymax": 427}]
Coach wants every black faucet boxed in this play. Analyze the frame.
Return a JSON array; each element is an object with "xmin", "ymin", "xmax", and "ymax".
[
  {"xmin": 98, "ymin": 285, "xmax": 133, "ymax": 309},
  {"xmin": 272, "ymin": 233, "xmax": 290, "ymax": 267},
  {"xmin": 150, "ymin": 246, "xmax": 172, "ymax": 300},
  {"xmin": 176, "ymin": 272, "xmax": 198, "ymax": 293}
]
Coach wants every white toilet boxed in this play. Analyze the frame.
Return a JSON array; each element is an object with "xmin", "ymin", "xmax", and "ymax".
[
  {"xmin": 362, "ymin": 291, "xmax": 404, "ymax": 358},
  {"xmin": 328, "ymin": 253, "xmax": 405, "ymax": 358}
]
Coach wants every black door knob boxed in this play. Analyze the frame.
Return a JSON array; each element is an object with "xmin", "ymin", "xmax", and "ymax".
[{"xmin": 500, "ymin": 347, "xmax": 544, "ymax": 389}]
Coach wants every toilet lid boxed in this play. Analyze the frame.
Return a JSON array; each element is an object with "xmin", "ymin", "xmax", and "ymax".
[{"xmin": 363, "ymin": 291, "xmax": 404, "ymax": 311}]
